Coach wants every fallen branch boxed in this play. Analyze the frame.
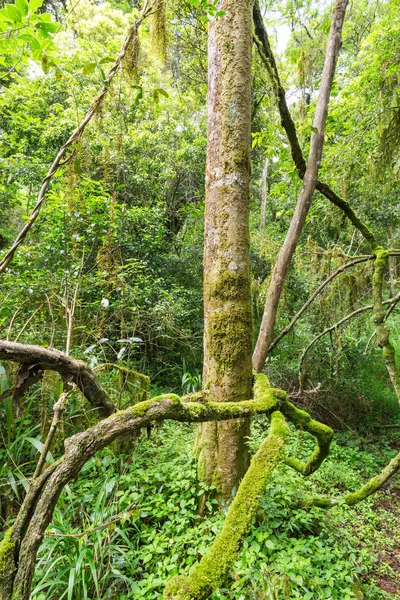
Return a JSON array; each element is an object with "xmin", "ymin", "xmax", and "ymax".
[{"xmin": 300, "ymin": 447, "xmax": 400, "ymax": 508}]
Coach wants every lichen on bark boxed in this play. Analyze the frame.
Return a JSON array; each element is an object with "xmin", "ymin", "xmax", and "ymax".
[{"xmin": 197, "ymin": 0, "xmax": 254, "ymax": 501}]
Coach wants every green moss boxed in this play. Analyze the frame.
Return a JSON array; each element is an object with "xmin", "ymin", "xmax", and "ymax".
[
  {"xmin": 208, "ymin": 271, "xmax": 251, "ymax": 302},
  {"xmin": 0, "ymin": 527, "xmax": 15, "ymax": 583},
  {"xmin": 206, "ymin": 307, "xmax": 252, "ymax": 367},
  {"xmin": 164, "ymin": 411, "xmax": 289, "ymax": 599},
  {"xmin": 282, "ymin": 399, "xmax": 333, "ymax": 475}
]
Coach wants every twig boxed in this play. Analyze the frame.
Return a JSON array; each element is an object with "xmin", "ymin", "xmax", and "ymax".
[
  {"xmin": 33, "ymin": 387, "xmax": 74, "ymax": 479},
  {"xmin": 270, "ymin": 255, "xmax": 374, "ymax": 352}
]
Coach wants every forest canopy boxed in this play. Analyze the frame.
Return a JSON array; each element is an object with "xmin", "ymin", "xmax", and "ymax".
[{"xmin": 0, "ymin": 0, "xmax": 400, "ymax": 598}]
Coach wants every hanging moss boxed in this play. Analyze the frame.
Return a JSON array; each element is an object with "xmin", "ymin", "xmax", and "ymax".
[
  {"xmin": 150, "ymin": 0, "xmax": 167, "ymax": 64},
  {"xmin": 123, "ymin": 31, "xmax": 140, "ymax": 82}
]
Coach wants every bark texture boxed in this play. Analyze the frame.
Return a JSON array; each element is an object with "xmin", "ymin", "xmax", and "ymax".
[
  {"xmin": 253, "ymin": 0, "xmax": 348, "ymax": 373},
  {"xmin": 197, "ymin": 0, "xmax": 253, "ymax": 499}
]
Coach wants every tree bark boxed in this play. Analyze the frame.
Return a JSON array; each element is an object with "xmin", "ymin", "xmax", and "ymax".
[
  {"xmin": 253, "ymin": 0, "xmax": 348, "ymax": 373},
  {"xmin": 196, "ymin": 0, "xmax": 253, "ymax": 500}
]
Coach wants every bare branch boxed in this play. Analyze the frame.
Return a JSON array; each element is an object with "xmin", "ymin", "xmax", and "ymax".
[
  {"xmin": 253, "ymin": 0, "xmax": 379, "ymax": 252},
  {"xmin": 253, "ymin": 0, "xmax": 349, "ymax": 373},
  {"xmin": 298, "ymin": 291, "xmax": 400, "ymax": 388},
  {"xmin": 270, "ymin": 255, "xmax": 373, "ymax": 352}
]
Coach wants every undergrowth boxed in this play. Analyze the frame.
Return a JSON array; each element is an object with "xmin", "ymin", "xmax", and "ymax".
[{"xmin": 8, "ymin": 419, "xmax": 396, "ymax": 600}]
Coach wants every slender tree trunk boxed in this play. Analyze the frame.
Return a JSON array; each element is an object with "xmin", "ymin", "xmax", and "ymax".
[
  {"xmin": 260, "ymin": 155, "xmax": 269, "ymax": 228},
  {"xmin": 387, "ymin": 223, "xmax": 397, "ymax": 296},
  {"xmin": 196, "ymin": 0, "xmax": 253, "ymax": 501},
  {"xmin": 253, "ymin": 0, "xmax": 348, "ymax": 373}
]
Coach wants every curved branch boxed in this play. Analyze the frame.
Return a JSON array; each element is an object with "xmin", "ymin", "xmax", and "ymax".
[
  {"xmin": 281, "ymin": 399, "xmax": 333, "ymax": 475},
  {"xmin": 298, "ymin": 291, "xmax": 400, "ymax": 388},
  {"xmin": 269, "ymin": 255, "xmax": 373, "ymax": 352},
  {"xmin": 0, "ymin": 340, "xmax": 115, "ymax": 417},
  {"xmin": 300, "ymin": 448, "xmax": 400, "ymax": 508},
  {"xmin": 0, "ymin": 1, "xmax": 153, "ymax": 275},
  {"xmin": 0, "ymin": 377, "xmax": 282, "ymax": 599}
]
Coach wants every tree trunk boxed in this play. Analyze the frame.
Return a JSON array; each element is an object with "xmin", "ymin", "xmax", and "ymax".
[
  {"xmin": 387, "ymin": 223, "xmax": 397, "ymax": 297},
  {"xmin": 196, "ymin": 0, "xmax": 253, "ymax": 501},
  {"xmin": 260, "ymin": 155, "xmax": 269, "ymax": 228},
  {"xmin": 253, "ymin": 0, "xmax": 348, "ymax": 373}
]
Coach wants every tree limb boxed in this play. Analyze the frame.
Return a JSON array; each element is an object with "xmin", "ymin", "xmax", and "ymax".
[
  {"xmin": 252, "ymin": 0, "xmax": 379, "ymax": 252},
  {"xmin": 298, "ymin": 291, "xmax": 400, "ymax": 388},
  {"xmin": 269, "ymin": 255, "xmax": 373, "ymax": 352},
  {"xmin": 252, "ymin": 0, "xmax": 349, "ymax": 373},
  {"xmin": 0, "ymin": 340, "xmax": 116, "ymax": 417},
  {"xmin": 299, "ymin": 448, "xmax": 400, "ymax": 508}
]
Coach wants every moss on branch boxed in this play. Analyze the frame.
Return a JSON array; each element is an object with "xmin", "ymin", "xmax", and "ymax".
[
  {"xmin": 163, "ymin": 411, "xmax": 290, "ymax": 600},
  {"xmin": 281, "ymin": 399, "xmax": 334, "ymax": 475}
]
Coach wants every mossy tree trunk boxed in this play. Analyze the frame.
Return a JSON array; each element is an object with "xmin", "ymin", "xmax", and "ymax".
[{"xmin": 196, "ymin": 0, "xmax": 253, "ymax": 501}]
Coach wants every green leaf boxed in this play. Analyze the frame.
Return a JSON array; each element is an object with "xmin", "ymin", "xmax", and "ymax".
[
  {"xmin": 0, "ymin": 4, "xmax": 22, "ymax": 23},
  {"xmin": 19, "ymin": 33, "xmax": 41, "ymax": 50},
  {"xmin": 99, "ymin": 55, "xmax": 114, "ymax": 65},
  {"xmin": 36, "ymin": 20, "xmax": 58, "ymax": 34},
  {"xmin": 156, "ymin": 87, "xmax": 169, "ymax": 98},
  {"xmin": 16, "ymin": 0, "xmax": 28, "ymax": 16},
  {"xmin": 82, "ymin": 62, "xmax": 97, "ymax": 75},
  {"xmin": 29, "ymin": 0, "xmax": 43, "ymax": 11},
  {"xmin": 25, "ymin": 436, "xmax": 54, "ymax": 462}
]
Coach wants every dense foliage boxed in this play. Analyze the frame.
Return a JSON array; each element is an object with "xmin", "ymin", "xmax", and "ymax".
[{"xmin": 1, "ymin": 0, "xmax": 400, "ymax": 596}]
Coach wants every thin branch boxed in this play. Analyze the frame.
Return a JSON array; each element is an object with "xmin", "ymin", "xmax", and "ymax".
[
  {"xmin": 45, "ymin": 502, "xmax": 137, "ymax": 538},
  {"xmin": 33, "ymin": 387, "xmax": 74, "ymax": 479},
  {"xmin": 270, "ymin": 255, "xmax": 373, "ymax": 352},
  {"xmin": 252, "ymin": 0, "xmax": 379, "ymax": 252},
  {"xmin": 253, "ymin": 0, "xmax": 349, "ymax": 372},
  {"xmin": 298, "ymin": 291, "xmax": 400, "ymax": 388}
]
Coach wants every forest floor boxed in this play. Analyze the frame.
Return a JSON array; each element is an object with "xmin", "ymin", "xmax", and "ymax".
[{"xmin": 26, "ymin": 419, "xmax": 400, "ymax": 600}]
